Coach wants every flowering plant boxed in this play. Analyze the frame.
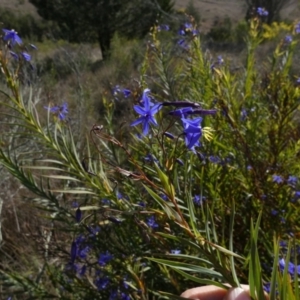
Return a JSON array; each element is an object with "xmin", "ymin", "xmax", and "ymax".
[{"xmin": 0, "ymin": 15, "xmax": 300, "ymax": 300}]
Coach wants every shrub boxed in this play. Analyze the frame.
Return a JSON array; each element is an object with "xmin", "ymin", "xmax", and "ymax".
[{"xmin": 206, "ymin": 17, "xmax": 233, "ymax": 43}]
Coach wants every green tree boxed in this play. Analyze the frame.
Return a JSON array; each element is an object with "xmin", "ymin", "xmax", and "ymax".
[
  {"xmin": 245, "ymin": 0, "xmax": 285, "ymax": 23},
  {"xmin": 29, "ymin": 0, "xmax": 174, "ymax": 59}
]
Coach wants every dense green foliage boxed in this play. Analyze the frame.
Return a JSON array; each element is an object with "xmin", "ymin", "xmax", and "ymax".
[{"xmin": 29, "ymin": 0, "xmax": 174, "ymax": 58}]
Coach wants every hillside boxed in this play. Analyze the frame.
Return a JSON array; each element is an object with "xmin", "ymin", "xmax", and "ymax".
[
  {"xmin": 0, "ymin": 1, "xmax": 299, "ymax": 32},
  {"xmin": 175, "ymin": 0, "xmax": 300, "ymax": 32}
]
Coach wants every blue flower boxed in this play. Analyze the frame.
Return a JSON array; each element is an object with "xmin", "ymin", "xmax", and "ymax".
[
  {"xmin": 181, "ymin": 22, "xmax": 197, "ymax": 35},
  {"xmin": 131, "ymin": 89, "xmax": 161, "ymax": 136},
  {"xmin": 98, "ymin": 251, "xmax": 113, "ymax": 266},
  {"xmin": 177, "ymin": 39, "xmax": 190, "ymax": 50},
  {"xmin": 21, "ymin": 52, "xmax": 31, "ymax": 61},
  {"xmin": 122, "ymin": 89, "xmax": 131, "ymax": 98},
  {"xmin": 72, "ymin": 201, "xmax": 79, "ymax": 208},
  {"xmin": 184, "ymin": 22, "xmax": 193, "ymax": 30},
  {"xmin": 2, "ymin": 29, "xmax": 22, "ymax": 46},
  {"xmin": 171, "ymin": 249, "xmax": 181, "ymax": 254},
  {"xmin": 102, "ymin": 199, "xmax": 111, "ymax": 205},
  {"xmin": 113, "ymin": 85, "xmax": 131, "ymax": 98},
  {"xmin": 272, "ymin": 175, "xmax": 284, "ymax": 184},
  {"xmin": 70, "ymin": 241, "xmax": 77, "ymax": 263},
  {"xmin": 87, "ymin": 225, "xmax": 100, "ymax": 237},
  {"xmin": 75, "ymin": 208, "xmax": 82, "ymax": 223},
  {"xmin": 181, "ymin": 117, "xmax": 202, "ymax": 150},
  {"xmin": 146, "ymin": 215, "xmax": 159, "ymax": 229},
  {"xmin": 144, "ymin": 153, "xmax": 159, "ymax": 163},
  {"xmin": 209, "ymin": 156, "xmax": 221, "ymax": 164},
  {"xmin": 295, "ymin": 191, "xmax": 300, "ymax": 198},
  {"xmin": 75, "ymin": 235, "xmax": 85, "ymax": 244},
  {"xmin": 257, "ymin": 7, "xmax": 268, "ymax": 17},
  {"xmin": 95, "ymin": 277, "xmax": 110, "ymax": 290},
  {"xmin": 278, "ymin": 258, "xmax": 300, "ymax": 276},
  {"xmin": 139, "ymin": 89, "xmax": 155, "ymax": 106},
  {"xmin": 160, "ymin": 193, "xmax": 168, "ymax": 201},
  {"xmin": 211, "ymin": 55, "xmax": 224, "ymax": 70},
  {"xmin": 44, "ymin": 102, "xmax": 69, "ymax": 120},
  {"xmin": 217, "ymin": 55, "xmax": 224, "ymax": 64},
  {"xmin": 158, "ymin": 24, "xmax": 170, "ymax": 31},
  {"xmin": 9, "ymin": 51, "xmax": 31, "ymax": 62},
  {"xmin": 193, "ymin": 195, "xmax": 206, "ymax": 206},
  {"xmin": 263, "ymin": 282, "xmax": 271, "ymax": 294},
  {"xmin": 295, "ymin": 22, "xmax": 300, "ymax": 34},
  {"xmin": 241, "ymin": 108, "xmax": 248, "ymax": 121},
  {"xmin": 121, "ymin": 293, "xmax": 131, "ymax": 300},
  {"xmin": 78, "ymin": 246, "xmax": 90, "ymax": 259},
  {"xmin": 287, "ymin": 175, "xmax": 297, "ymax": 186},
  {"xmin": 279, "ymin": 240, "xmax": 287, "ymax": 248},
  {"xmin": 285, "ymin": 35, "xmax": 293, "ymax": 44}
]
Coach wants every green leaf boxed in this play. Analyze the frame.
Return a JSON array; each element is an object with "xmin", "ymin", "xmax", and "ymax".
[
  {"xmin": 248, "ymin": 211, "xmax": 265, "ymax": 300},
  {"xmin": 154, "ymin": 163, "xmax": 175, "ymax": 199},
  {"xmin": 147, "ymin": 257, "xmax": 223, "ymax": 278},
  {"xmin": 143, "ymin": 185, "xmax": 181, "ymax": 221},
  {"xmin": 50, "ymin": 189, "xmax": 96, "ymax": 195},
  {"xmin": 270, "ymin": 236, "xmax": 279, "ymax": 300},
  {"xmin": 41, "ymin": 175, "xmax": 81, "ymax": 181}
]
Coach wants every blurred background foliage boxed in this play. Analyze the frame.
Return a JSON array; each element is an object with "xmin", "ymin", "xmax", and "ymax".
[{"xmin": 28, "ymin": 0, "xmax": 175, "ymax": 59}]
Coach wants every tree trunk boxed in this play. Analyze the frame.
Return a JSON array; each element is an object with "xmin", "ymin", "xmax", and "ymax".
[{"xmin": 98, "ymin": 28, "xmax": 112, "ymax": 60}]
